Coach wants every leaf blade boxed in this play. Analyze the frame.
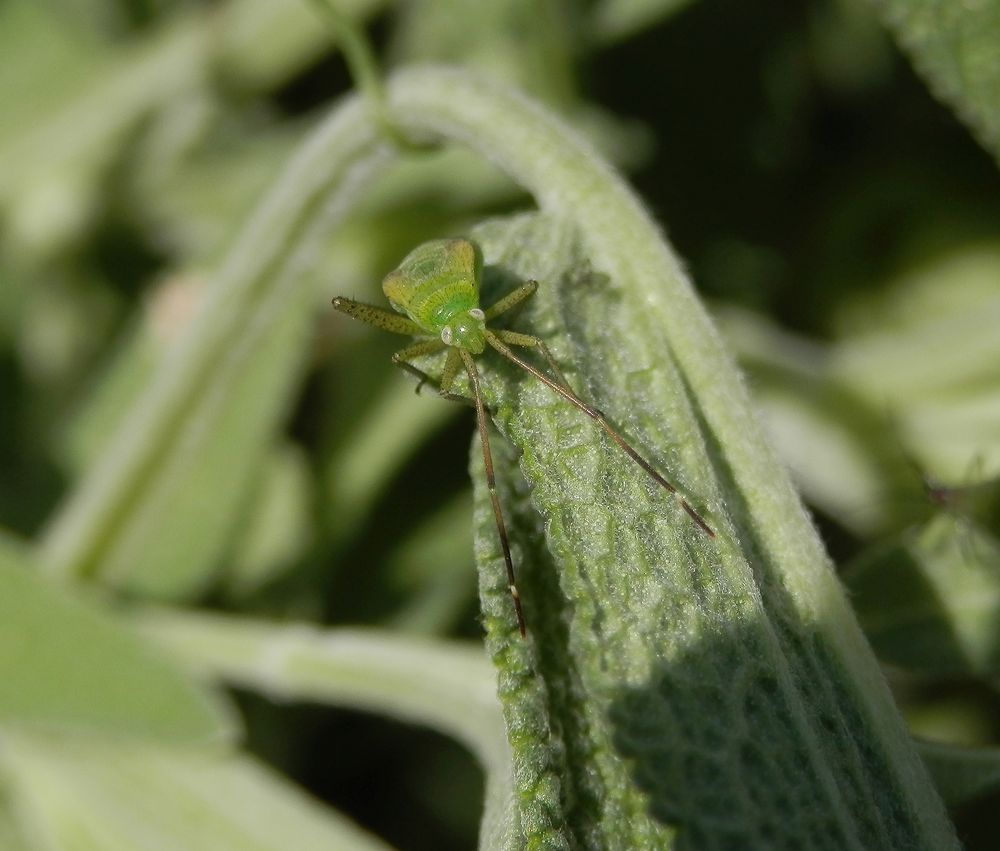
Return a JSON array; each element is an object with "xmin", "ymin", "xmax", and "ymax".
[
  {"xmin": 873, "ymin": 0, "xmax": 1000, "ymax": 163},
  {"xmin": 450, "ymin": 201, "xmax": 957, "ymax": 847},
  {"xmin": 359, "ymin": 63, "xmax": 961, "ymax": 846},
  {"xmin": 0, "ymin": 550, "xmax": 233, "ymax": 744},
  {"xmin": 0, "ymin": 735, "xmax": 393, "ymax": 851}
]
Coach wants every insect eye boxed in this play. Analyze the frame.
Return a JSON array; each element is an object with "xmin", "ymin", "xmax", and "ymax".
[
  {"xmin": 440, "ymin": 327, "xmax": 453, "ymax": 345},
  {"xmin": 469, "ymin": 308, "xmax": 485, "ymax": 321}
]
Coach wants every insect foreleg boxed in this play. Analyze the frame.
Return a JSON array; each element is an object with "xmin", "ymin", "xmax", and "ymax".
[{"xmin": 332, "ymin": 297, "xmax": 424, "ymax": 336}]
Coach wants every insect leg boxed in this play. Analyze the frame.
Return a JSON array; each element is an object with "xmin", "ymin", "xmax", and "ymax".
[
  {"xmin": 391, "ymin": 338, "xmax": 448, "ymax": 394},
  {"xmin": 439, "ymin": 347, "xmax": 463, "ymax": 394},
  {"xmin": 491, "ymin": 329, "xmax": 572, "ymax": 388},
  {"xmin": 458, "ymin": 348, "xmax": 527, "ymax": 638},
  {"xmin": 437, "ymin": 349, "xmax": 479, "ymax": 407},
  {"xmin": 484, "ymin": 280, "xmax": 538, "ymax": 321},
  {"xmin": 391, "ymin": 341, "xmax": 476, "ymax": 407},
  {"xmin": 332, "ymin": 296, "xmax": 425, "ymax": 336},
  {"xmin": 485, "ymin": 330, "xmax": 715, "ymax": 537}
]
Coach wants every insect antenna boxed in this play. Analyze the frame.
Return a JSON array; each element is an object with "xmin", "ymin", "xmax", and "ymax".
[
  {"xmin": 485, "ymin": 333, "xmax": 715, "ymax": 537},
  {"xmin": 457, "ymin": 349, "xmax": 528, "ymax": 637}
]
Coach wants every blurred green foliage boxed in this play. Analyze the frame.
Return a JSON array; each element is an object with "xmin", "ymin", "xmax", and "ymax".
[{"xmin": 1, "ymin": 0, "xmax": 999, "ymax": 848}]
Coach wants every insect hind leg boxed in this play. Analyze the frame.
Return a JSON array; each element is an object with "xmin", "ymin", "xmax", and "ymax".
[
  {"xmin": 485, "ymin": 330, "xmax": 715, "ymax": 537},
  {"xmin": 457, "ymin": 348, "xmax": 527, "ymax": 637},
  {"xmin": 490, "ymin": 329, "xmax": 573, "ymax": 388}
]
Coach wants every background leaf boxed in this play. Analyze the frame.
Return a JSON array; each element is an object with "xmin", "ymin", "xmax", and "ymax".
[
  {"xmin": 0, "ymin": 550, "xmax": 232, "ymax": 744},
  {"xmin": 874, "ymin": 0, "xmax": 1000, "ymax": 162},
  {"xmin": 844, "ymin": 516, "xmax": 1000, "ymax": 677},
  {"xmin": 919, "ymin": 740, "xmax": 1000, "ymax": 808},
  {"xmin": 3, "ymin": 0, "xmax": 1000, "ymax": 846},
  {"xmin": 135, "ymin": 612, "xmax": 516, "ymax": 849},
  {"xmin": 0, "ymin": 735, "xmax": 392, "ymax": 851}
]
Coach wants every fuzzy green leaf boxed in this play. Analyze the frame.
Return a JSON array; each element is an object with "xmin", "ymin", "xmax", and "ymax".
[
  {"xmin": 465, "ymin": 212, "xmax": 954, "ymax": 850},
  {"xmin": 35, "ymin": 61, "xmax": 957, "ymax": 848},
  {"xmin": 36, "ymin": 92, "xmax": 395, "ymax": 596},
  {"xmin": 135, "ymin": 612, "xmax": 515, "ymax": 849},
  {"xmin": 0, "ymin": 734, "xmax": 392, "ymax": 851},
  {"xmin": 375, "ymin": 70, "xmax": 958, "ymax": 849},
  {"xmin": 872, "ymin": 0, "xmax": 1000, "ymax": 164},
  {"xmin": 41, "ymin": 275, "xmax": 315, "ymax": 599},
  {"xmin": 589, "ymin": 0, "xmax": 697, "ymax": 44},
  {"xmin": 844, "ymin": 516, "xmax": 1000, "ymax": 677},
  {"xmin": 0, "ymin": 551, "xmax": 233, "ymax": 744}
]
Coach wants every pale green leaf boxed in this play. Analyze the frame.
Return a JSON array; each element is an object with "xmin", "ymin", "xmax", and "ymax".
[
  {"xmin": 42, "ymin": 272, "xmax": 315, "ymax": 599},
  {"xmin": 830, "ymin": 249, "xmax": 1000, "ymax": 411},
  {"xmin": 224, "ymin": 442, "xmax": 313, "ymax": 597},
  {"xmin": 38, "ymin": 64, "xmax": 957, "ymax": 848},
  {"xmin": 135, "ymin": 612, "xmax": 516, "ymax": 849},
  {"xmin": 372, "ymin": 69, "xmax": 958, "ymax": 848},
  {"xmin": 827, "ymin": 244, "xmax": 1000, "ymax": 482},
  {"xmin": 0, "ymin": 734, "xmax": 392, "ymax": 851},
  {"xmin": 384, "ymin": 492, "xmax": 477, "ymax": 635},
  {"xmin": 0, "ymin": 4, "xmax": 207, "ymax": 261},
  {"xmin": 844, "ymin": 515, "xmax": 1000, "ymax": 677},
  {"xmin": 873, "ymin": 0, "xmax": 1000, "ymax": 163},
  {"xmin": 135, "ymin": 612, "xmax": 507, "ymax": 768},
  {"xmin": 589, "ymin": 0, "xmax": 697, "ymax": 44},
  {"xmin": 0, "ymin": 551, "xmax": 233, "ymax": 744},
  {"xmin": 0, "ymin": 797, "xmax": 32, "ymax": 851}
]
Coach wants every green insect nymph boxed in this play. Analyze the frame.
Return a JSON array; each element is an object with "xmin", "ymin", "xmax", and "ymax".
[
  {"xmin": 332, "ymin": 237, "xmax": 714, "ymax": 638},
  {"xmin": 382, "ymin": 238, "xmax": 488, "ymax": 353}
]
